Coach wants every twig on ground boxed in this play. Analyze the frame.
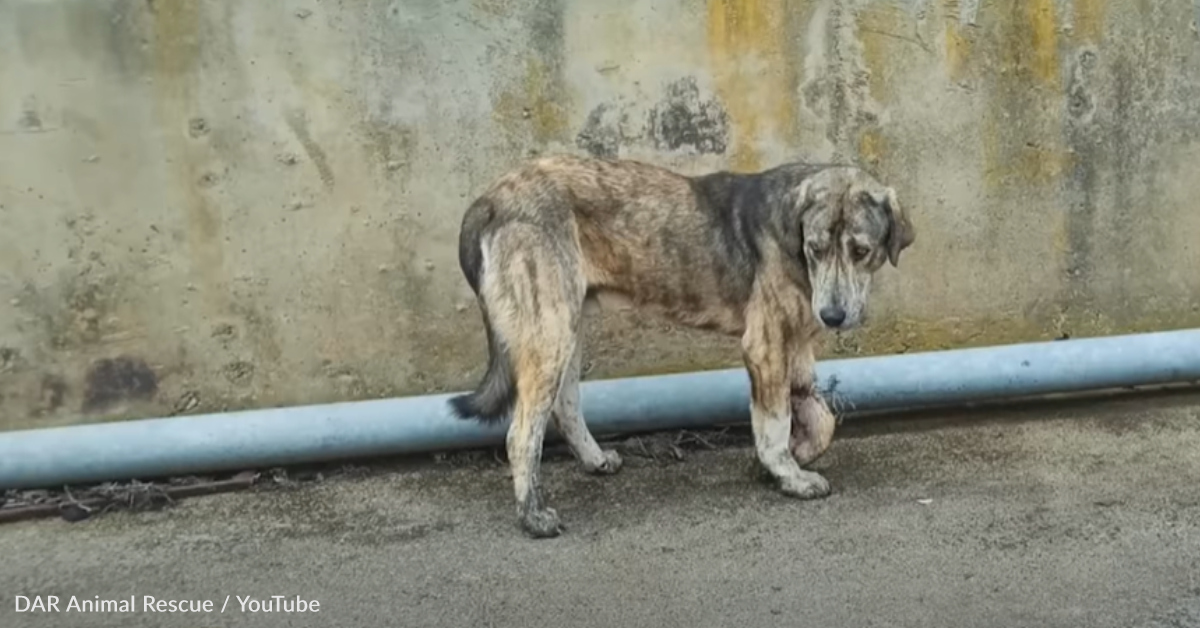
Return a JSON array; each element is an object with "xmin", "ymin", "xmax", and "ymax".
[
  {"xmin": 674, "ymin": 428, "xmax": 729, "ymax": 450},
  {"xmin": 0, "ymin": 472, "xmax": 261, "ymax": 526}
]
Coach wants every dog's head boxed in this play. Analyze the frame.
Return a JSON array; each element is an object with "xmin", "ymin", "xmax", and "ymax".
[{"xmin": 792, "ymin": 167, "xmax": 915, "ymax": 331}]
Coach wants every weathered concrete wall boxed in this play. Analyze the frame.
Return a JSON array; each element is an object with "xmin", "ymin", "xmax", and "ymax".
[{"xmin": 2, "ymin": 0, "xmax": 1199, "ymax": 430}]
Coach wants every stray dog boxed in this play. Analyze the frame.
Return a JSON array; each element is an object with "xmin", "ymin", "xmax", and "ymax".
[{"xmin": 449, "ymin": 154, "xmax": 915, "ymax": 538}]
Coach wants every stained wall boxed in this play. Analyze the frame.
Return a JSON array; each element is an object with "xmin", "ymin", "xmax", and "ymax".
[{"xmin": 2, "ymin": 0, "xmax": 1198, "ymax": 429}]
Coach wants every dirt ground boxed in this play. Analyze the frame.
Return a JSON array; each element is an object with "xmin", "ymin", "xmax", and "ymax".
[{"xmin": 2, "ymin": 391, "xmax": 1200, "ymax": 628}]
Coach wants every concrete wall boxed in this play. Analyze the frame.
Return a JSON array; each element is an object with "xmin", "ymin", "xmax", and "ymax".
[{"xmin": 2, "ymin": 0, "xmax": 1199, "ymax": 430}]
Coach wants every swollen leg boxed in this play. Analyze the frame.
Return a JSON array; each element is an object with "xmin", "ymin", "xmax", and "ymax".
[
  {"xmin": 790, "ymin": 393, "xmax": 837, "ymax": 467},
  {"xmin": 788, "ymin": 341, "xmax": 837, "ymax": 467},
  {"xmin": 744, "ymin": 324, "xmax": 831, "ymax": 499}
]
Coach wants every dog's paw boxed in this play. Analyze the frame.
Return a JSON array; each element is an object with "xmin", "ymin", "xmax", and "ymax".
[
  {"xmin": 777, "ymin": 470, "xmax": 832, "ymax": 500},
  {"xmin": 520, "ymin": 507, "xmax": 565, "ymax": 539},
  {"xmin": 584, "ymin": 450, "xmax": 623, "ymax": 475}
]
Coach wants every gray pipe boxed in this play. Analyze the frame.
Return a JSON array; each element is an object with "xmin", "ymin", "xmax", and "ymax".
[{"xmin": 0, "ymin": 329, "xmax": 1198, "ymax": 490}]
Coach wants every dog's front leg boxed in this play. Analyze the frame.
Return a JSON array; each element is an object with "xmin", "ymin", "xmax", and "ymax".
[
  {"xmin": 787, "ymin": 337, "xmax": 837, "ymax": 467},
  {"xmin": 742, "ymin": 321, "xmax": 833, "ymax": 500}
]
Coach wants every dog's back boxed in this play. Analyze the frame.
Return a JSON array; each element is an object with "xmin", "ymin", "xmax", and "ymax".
[
  {"xmin": 458, "ymin": 155, "xmax": 694, "ymax": 258},
  {"xmin": 460, "ymin": 155, "xmax": 768, "ymax": 318}
]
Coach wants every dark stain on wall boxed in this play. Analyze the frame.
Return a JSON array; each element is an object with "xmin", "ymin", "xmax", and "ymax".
[
  {"xmin": 815, "ymin": 2, "xmax": 853, "ymax": 159},
  {"xmin": 18, "ymin": 106, "xmax": 42, "ymax": 132},
  {"xmin": 647, "ymin": 77, "xmax": 729, "ymax": 155},
  {"xmin": 1107, "ymin": 53, "xmax": 1137, "ymax": 303},
  {"xmin": 221, "ymin": 360, "xmax": 255, "ymax": 386},
  {"xmin": 38, "ymin": 374, "xmax": 68, "ymax": 415},
  {"xmin": 575, "ymin": 102, "xmax": 627, "ymax": 159},
  {"xmin": 525, "ymin": 0, "xmax": 569, "ymax": 145},
  {"xmin": 284, "ymin": 108, "xmax": 336, "ymax": 189},
  {"xmin": 83, "ymin": 356, "xmax": 158, "ymax": 412},
  {"xmin": 0, "ymin": 347, "xmax": 19, "ymax": 371},
  {"xmin": 11, "ymin": 273, "xmax": 122, "ymax": 353},
  {"xmin": 1062, "ymin": 47, "xmax": 1101, "ymax": 306},
  {"xmin": 527, "ymin": 0, "xmax": 566, "ymax": 70},
  {"xmin": 188, "ymin": 116, "xmax": 210, "ymax": 138}
]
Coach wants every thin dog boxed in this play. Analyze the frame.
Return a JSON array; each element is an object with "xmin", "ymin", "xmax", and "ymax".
[{"xmin": 449, "ymin": 154, "xmax": 915, "ymax": 538}]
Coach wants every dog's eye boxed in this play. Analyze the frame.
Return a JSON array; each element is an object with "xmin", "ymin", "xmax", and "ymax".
[
  {"xmin": 851, "ymin": 245, "xmax": 871, "ymax": 261},
  {"xmin": 806, "ymin": 243, "xmax": 827, "ymax": 259}
]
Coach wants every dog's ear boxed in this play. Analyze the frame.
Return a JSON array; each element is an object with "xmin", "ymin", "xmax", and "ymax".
[
  {"xmin": 882, "ymin": 186, "xmax": 915, "ymax": 267},
  {"xmin": 790, "ymin": 177, "xmax": 816, "ymax": 252},
  {"xmin": 791, "ymin": 177, "xmax": 815, "ymax": 215}
]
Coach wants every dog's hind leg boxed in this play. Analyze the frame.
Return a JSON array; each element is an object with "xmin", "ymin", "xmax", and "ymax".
[
  {"xmin": 552, "ymin": 319, "xmax": 623, "ymax": 475},
  {"xmin": 483, "ymin": 226, "xmax": 583, "ymax": 538},
  {"xmin": 506, "ymin": 347, "xmax": 569, "ymax": 538}
]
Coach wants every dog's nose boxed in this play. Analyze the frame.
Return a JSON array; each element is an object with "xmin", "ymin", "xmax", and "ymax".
[{"xmin": 819, "ymin": 306, "xmax": 846, "ymax": 328}]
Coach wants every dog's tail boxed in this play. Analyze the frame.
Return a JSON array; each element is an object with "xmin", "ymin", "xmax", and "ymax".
[
  {"xmin": 449, "ymin": 196, "xmax": 517, "ymax": 423},
  {"xmin": 448, "ymin": 306, "xmax": 517, "ymax": 424}
]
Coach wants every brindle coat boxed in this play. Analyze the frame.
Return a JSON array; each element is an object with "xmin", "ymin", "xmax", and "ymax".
[{"xmin": 449, "ymin": 154, "xmax": 915, "ymax": 538}]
